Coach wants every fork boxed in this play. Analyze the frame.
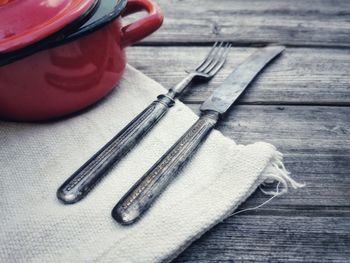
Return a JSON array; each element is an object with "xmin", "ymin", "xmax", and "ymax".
[{"xmin": 57, "ymin": 42, "xmax": 232, "ymax": 204}]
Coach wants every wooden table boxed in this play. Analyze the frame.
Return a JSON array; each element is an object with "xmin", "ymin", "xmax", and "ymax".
[{"xmin": 126, "ymin": 0, "xmax": 350, "ymax": 261}]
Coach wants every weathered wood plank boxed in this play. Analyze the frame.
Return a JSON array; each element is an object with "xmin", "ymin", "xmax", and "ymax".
[
  {"xmin": 186, "ymin": 104, "xmax": 350, "ymax": 209},
  {"xmin": 173, "ymin": 215, "xmax": 350, "ymax": 262},
  {"xmin": 127, "ymin": 45, "xmax": 350, "ymax": 207},
  {"xmin": 126, "ymin": 47, "xmax": 350, "ymax": 105},
  {"xmin": 136, "ymin": 0, "xmax": 350, "ymax": 47},
  {"xmin": 132, "ymin": 1, "xmax": 350, "ymax": 262}
]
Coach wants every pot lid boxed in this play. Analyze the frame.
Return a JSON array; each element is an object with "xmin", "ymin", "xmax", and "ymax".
[{"xmin": 0, "ymin": 0, "xmax": 97, "ymax": 53}]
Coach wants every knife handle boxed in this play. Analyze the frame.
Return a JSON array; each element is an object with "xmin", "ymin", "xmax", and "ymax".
[
  {"xmin": 112, "ymin": 110, "xmax": 219, "ymax": 225},
  {"xmin": 57, "ymin": 95, "xmax": 174, "ymax": 204}
]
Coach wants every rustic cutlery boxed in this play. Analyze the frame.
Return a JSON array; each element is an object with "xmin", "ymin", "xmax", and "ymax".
[
  {"xmin": 112, "ymin": 45, "xmax": 285, "ymax": 225},
  {"xmin": 57, "ymin": 42, "xmax": 231, "ymax": 204}
]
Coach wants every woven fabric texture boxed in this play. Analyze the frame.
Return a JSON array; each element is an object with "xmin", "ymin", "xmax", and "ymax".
[{"xmin": 0, "ymin": 65, "xmax": 299, "ymax": 262}]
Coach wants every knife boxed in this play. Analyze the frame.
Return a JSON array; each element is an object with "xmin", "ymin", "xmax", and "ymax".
[
  {"xmin": 112, "ymin": 45, "xmax": 285, "ymax": 225},
  {"xmin": 57, "ymin": 42, "xmax": 230, "ymax": 204}
]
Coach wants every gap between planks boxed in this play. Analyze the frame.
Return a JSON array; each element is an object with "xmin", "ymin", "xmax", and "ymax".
[
  {"xmin": 126, "ymin": 46, "xmax": 350, "ymax": 106},
  {"xmin": 134, "ymin": 42, "xmax": 350, "ymax": 49}
]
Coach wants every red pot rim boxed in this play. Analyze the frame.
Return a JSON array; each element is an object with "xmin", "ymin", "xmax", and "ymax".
[{"xmin": 0, "ymin": 0, "xmax": 97, "ymax": 53}]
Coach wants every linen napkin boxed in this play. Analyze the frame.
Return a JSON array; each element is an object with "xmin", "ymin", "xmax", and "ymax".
[{"xmin": 0, "ymin": 65, "xmax": 302, "ymax": 262}]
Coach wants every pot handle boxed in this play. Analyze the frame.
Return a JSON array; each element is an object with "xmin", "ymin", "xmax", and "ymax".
[{"xmin": 121, "ymin": 0, "xmax": 163, "ymax": 47}]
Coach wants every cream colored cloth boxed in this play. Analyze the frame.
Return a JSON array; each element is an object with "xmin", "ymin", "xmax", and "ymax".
[{"xmin": 0, "ymin": 65, "xmax": 302, "ymax": 262}]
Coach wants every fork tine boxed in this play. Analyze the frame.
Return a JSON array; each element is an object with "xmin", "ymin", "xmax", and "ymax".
[
  {"xmin": 207, "ymin": 43, "xmax": 231, "ymax": 77},
  {"xmin": 210, "ymin": 45, "xmax": 232, "ymax": 76},
  {"xmin": 196, "ymin": 41, "xmax": 223, "ymax": 72},
  {"xmin": 193, "ymin": 42, "xmax": 219, "ymax": 71},
  {"xmin": 203, "ymin": 42, "xmax": 229, "ymax": 74},
  {"xmin": 197, "ymin": 42, "xmax": 223, "ymax": 72},
  {"xmin": 205, "ymin": 42, "xmax": 231, "ymax": 75}
]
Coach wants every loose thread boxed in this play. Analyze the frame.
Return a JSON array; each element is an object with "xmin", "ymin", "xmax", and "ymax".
[
  {"xmin": 230, "ymin": 182, "xmax": 281, "ymax": 216},
  {"xmin": 230, "ymin": 150, "xmax": 305, "ymax": 217}
]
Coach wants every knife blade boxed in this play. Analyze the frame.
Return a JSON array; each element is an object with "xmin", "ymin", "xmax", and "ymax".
[
  {"xmin": 57, "ymin": 42, "xmax": 230, "ymax": 204},
  {"xmin": 112, "ymin": 45, "xmax": 285, "ymax": 225},
  {"xmin": 200, "ymin": 45, "xmax": 285, "ymax": 114}
]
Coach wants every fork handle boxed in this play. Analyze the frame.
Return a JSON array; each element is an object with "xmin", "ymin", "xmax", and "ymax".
[
  {"xmin": 169, "ymin": 72, "xmax": 196, "ymax": 96},
  {"xmin": 57, "ymin": 95, "xmax": 174, "ymax": 204},
  {"xmin": 112, "ymin": 110, "xmax": 219, "ymax": 225}
]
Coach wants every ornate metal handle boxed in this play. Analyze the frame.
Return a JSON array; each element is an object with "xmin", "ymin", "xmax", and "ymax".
[
  {"xmin": 57, "ymin": 95, "xmax": 174, "ymax": 204},
  {"xmin": 112, "ymin": 110, "xmax": 219, "ymax": 225}
]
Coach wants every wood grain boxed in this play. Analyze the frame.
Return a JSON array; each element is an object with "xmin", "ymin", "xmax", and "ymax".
[
  {"xmin": 185, "ymin": 104, "xmax": 350, "ymax": 209},
  {"xmin": 173, "ymin": 215, "xmax": 350, "ymax": 262},
  {"xmin": 126, "ymin": 46, "xmax": 350, "ymax": 105},
  {"xmin": 126, "ymin": 45, "xmax": 350, "ymax": 261},
  {"xmin": 125, "ymin": 1, "xmax": 350, "ymax": 261},
  {"xmin": 137, "ymin": 0, "xmax": 350, "ymax": 47}
]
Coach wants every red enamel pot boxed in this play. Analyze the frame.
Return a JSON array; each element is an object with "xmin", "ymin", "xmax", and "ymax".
[{"xmin": 0, "ymin": 0, "xmax": 163, "ymax": 121}]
